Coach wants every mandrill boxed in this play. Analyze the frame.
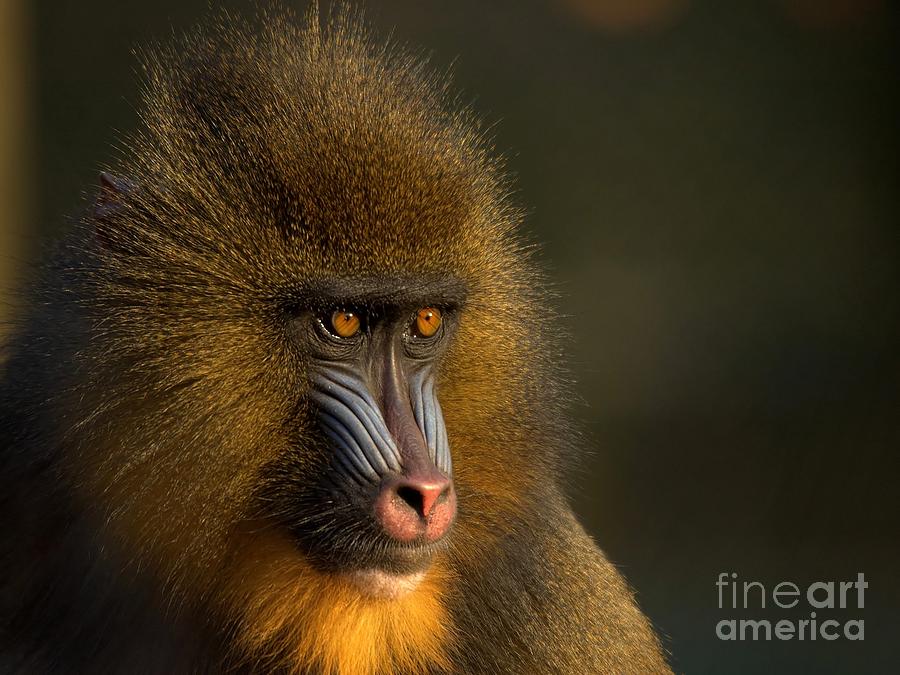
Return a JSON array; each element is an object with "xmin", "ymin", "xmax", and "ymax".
[{"xmin": 0, "ymin": 6, "xmax": 670, "ymax": 675}]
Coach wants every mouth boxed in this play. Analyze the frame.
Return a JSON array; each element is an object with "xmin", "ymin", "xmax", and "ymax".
[
  {"xmin": 296, "ymin": 533, "xmax": 441, "ymax": 599},
  {"xmin": 346, "ymin": 568, "xmax": 427, "ymax": 599},
  {"xmin": 293, "ymin": 524, "xmax": 450, "ymax": 576}
]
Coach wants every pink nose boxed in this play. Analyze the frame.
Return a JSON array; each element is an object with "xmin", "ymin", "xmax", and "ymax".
[{"xmin": 374, "ymin": 475, "xmax": 456, "ymax": 543}]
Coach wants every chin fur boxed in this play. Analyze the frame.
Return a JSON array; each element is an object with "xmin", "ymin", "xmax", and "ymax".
[{"xmin": 224, "ymin": 530, "xmax": 453, "ymax": 675}]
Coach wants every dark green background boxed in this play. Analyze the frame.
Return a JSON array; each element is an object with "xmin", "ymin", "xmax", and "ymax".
[{"xmin": 27, "ymin": 1, "xmax": 900, "ymax": 672}]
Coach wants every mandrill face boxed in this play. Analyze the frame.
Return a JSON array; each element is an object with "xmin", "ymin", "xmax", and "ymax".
[{"xmin": 280, "ymin": 276, "xmax": 466, "ymax": 595}]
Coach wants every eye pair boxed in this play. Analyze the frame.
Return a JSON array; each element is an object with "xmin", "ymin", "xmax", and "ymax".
[{"xmin": 328, "ymin": 307, "xmax": 443, "ymax": 339}]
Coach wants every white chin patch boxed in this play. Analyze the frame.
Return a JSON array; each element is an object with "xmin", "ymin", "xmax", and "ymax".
[{"xmin": 347, "ymin": 569, "xmax": 425, "ymax": 600}]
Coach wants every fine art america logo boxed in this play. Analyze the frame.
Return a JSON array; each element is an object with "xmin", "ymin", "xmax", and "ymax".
[{"xmin": 716, "ymin": 572, "xmax": 867, "ymax": 641}]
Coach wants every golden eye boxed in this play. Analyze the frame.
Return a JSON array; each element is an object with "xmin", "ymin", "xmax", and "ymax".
[
  {"xmin": 330, "ymin": 310, "xmax": 360, "ymax": 338},
  {"xmin": 414, "ymin": 307, "xmax": 442, "ymax": 338}
]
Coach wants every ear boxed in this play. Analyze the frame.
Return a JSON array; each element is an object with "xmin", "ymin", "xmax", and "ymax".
[
  {"xmin": 92, "ymin": 172, "xmax": 138, "ymax": 252},
  {"xmin": 94, "ymin": 171, "xmax": 135, "ymax": 218}
]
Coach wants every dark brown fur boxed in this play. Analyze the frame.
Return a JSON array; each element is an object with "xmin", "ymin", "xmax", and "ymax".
[{"xmin": 0, "ymin": 7, "xmax": 669, "ymax": 674}]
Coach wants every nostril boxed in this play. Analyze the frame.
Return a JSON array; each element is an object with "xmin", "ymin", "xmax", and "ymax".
[
  {"xmin": 375, "ymin": 476, "xmax": 456, "ymax": 543},
  {"xmin": 396, "ymin": 485, "xmax": 425, "ymax": 518}
]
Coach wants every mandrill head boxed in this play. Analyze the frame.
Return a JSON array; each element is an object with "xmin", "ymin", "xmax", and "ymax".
[{"xmin": 44, "ymin": 6, "xmax": 565, "ymax": 674}]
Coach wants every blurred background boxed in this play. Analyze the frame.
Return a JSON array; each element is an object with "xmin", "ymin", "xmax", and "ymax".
[{"xmin": 2, "ymin": 0, "xmax": 897, "ymax": 672}]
